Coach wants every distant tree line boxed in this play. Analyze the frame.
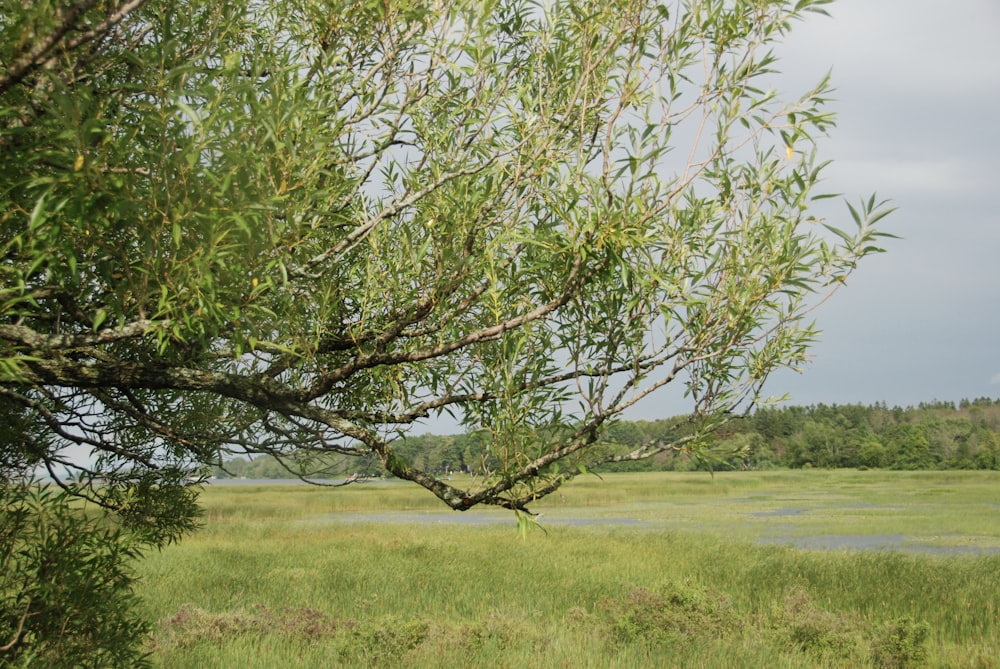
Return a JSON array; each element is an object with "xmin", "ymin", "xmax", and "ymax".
[
  {"xmin": 213, "ymin": 398, "xmax": 1000, "ymax": 479},
  {"xmin": 699, "ymin": 397, "xmax": 1000, "ymax": 471}
]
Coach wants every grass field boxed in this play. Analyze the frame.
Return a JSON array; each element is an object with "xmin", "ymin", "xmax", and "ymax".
[{"xmin": 138, "ymin": 470, "xmax": 1000, "ymax": 667}]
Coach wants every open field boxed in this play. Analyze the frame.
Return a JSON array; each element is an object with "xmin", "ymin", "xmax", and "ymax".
[{"xmin": 139, "ymin": 471, "xmax": 1000, "ymax": 667}]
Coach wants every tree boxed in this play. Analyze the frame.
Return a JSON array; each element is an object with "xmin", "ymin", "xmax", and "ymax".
[
  {"xmin": 885, "ymin": 424, "xmax": 935, "ymax": 470},
  {"xmin": 2, "ymin": 0, "xmax": 891, "ymax": 513}
]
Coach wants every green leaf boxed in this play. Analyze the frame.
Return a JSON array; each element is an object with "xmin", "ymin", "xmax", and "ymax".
[{"xmin": 93, "ymin": 308, "xmax": 108, "ymax": 331}]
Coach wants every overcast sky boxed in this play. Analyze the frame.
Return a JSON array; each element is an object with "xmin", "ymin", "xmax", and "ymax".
[
  {"xmin": 424, "ymin": 1, "xmax": 1000, "ymax": 433},
  {"xmin": 615, "ymin": 1, "xmax": 1000, "ymax": 423},
  {"xmin": 739, "ymin": 0, "xmax": 1000, "ymax": 411}
]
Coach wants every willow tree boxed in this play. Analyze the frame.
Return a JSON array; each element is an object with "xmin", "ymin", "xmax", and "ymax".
[{"xmin": 2, "ymin": 0, "xmax": 890, "ymax": 515}]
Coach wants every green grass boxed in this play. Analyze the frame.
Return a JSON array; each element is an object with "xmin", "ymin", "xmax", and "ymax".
[{"xmin": 138, "ymin": 471, "xmax": 1000, "ymax": 668}]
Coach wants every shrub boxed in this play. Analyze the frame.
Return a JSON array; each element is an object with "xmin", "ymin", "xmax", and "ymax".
[
  {"xmin": 773, "ymin": 587, "xmax": 860, "ymax": 659},
  {"xmin": 870, "ymin": 617, "xmax": 930, "ymax": 669},
  {"xmin": 0, "ymin": 484, "xmax": 151, "ymax": 668},
  {"xmin": 350, "ymin": 617, "xmax": 430, "ymax": 665},
  {"xmin": 158, "ymin": 603, "xmax": 344, "ymax": 648},
  {"xmin": 601, "ymin": 581, "xmax": 734, "ymax": 647}
]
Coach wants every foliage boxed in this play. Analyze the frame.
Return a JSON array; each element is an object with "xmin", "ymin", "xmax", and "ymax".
[
  {"xmin": 737, "ymin": 398, "xmax": 1000, "ymax": 471},
  {"xmin": 773, "ymin": 586, "xmax": 860, "ymax": 660},
  {"xmin": 870, "ymin": 617, "xmax": 930, "ymax": 669},
  {"xmin": 216, "ymin": 397, "xmax": 1000, "ymax": 476},
  {"xmin": 2, "ymin": 1, "xmax": 888, "ymax": 661},
  {"xmin": 600, "ymin": 581, "xmax": 735, "ymax": 648},
  {"xmin": 351, "ymin": 618, "xmax": 431, "ymax": 665},
  {"xmin": 0, "ymin": 392, "xmax": 196, "ymax": 665},
  {"xmin": 770, "ymin": 588, "xmax": 932, "ymax": 667},
  {"xmin": 0, "ymin": 483, "xmax": 152, "ymax": 668},
  {"xmin": 1, "ymin": 0, "xmax": 890, "ymax": 515},
  {"xmin": 548, "ymin": 397, "xmax": 1000, "ymax": 473}
]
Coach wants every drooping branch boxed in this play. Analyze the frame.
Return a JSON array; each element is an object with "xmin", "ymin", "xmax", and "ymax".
[{"xmin": 0, "ymin": 0, "xmax": 892, "ymax": 521}]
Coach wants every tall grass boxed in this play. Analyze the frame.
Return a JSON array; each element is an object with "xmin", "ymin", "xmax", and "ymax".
[{"xmin": 138, "ymin": 471, "xmax": 1000, "ymax": 668}]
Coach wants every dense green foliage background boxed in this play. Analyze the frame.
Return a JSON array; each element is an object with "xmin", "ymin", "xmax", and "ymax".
[
  {"xmin": 720, "ymin": 397, "xmax": 1000, "ymax": 471},
  {"xmin": 215, "ymin": 397, "xmax": 1000, "ymax": 478}
]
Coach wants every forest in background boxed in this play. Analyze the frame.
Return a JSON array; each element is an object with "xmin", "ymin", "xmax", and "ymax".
[{"xmin": 213, "ymin": 398, "xmax": 1000, "ymax": 480}]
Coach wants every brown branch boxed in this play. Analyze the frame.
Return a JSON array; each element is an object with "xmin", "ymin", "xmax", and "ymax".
[
  {"xmin": 0, "ymin": 320, "xmax": 162, "ymax": 350},
  {"xmin": 0, "ymin": 598, "xmax": 31, "ymax": 652},
  {"xmin": 301, "ymin": 252, "xmax": 589, "ymax": 401},
  {"xmin": 0, "ymin": 0, "xmax": 149, "ymax": 95},
  {"xmin": 55, "ymin": 0, "xmax": 151, "ymax": 57},
  {"xmin": 0, "ymin": 0, "xmax": 98, "ymax": 96}
]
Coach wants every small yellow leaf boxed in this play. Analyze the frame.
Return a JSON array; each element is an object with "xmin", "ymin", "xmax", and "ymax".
[
  {"xmin": 74, "ymin": 154, "xmax": 85, "ymax": 171},
  {"xmin": 251, "ymin": 277, "xmax": 259, "ymax": 287},
  {"xmin": 785, "ymin": 145, "xmax": 793, "ymax": 160}
]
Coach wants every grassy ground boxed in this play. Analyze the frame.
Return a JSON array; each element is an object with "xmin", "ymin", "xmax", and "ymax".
[{"xmin": 138, "ymin": 471, "xmax": 1000, "ymax": 667}]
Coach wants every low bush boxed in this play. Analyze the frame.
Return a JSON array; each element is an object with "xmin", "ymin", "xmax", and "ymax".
[
  {"xmin": 0, "ymin": 484, "xmax": 151, "ymax": 668},
  {"xmin": 773, "ymin": 587, "xmax": 861, "ymax": 660},
  {"xmin": 600, "ymin": 581, "xmax": 735, "ymax": 648},
  {"xmin": 870, "ymin": 617, "xmax": 930, "ymax": 669}
]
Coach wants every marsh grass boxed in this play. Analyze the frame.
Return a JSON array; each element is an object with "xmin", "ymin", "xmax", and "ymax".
[{"xmin": 139, "ymin": 471, "xmax": 1000, "ymax": 667}]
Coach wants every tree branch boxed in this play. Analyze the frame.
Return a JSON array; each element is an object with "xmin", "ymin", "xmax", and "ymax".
[
  {"xmin": 0, "ymin": 320, "xmax": 162, "ymax": 351},
  {"xmin": 0, "ymin": 1, "xmax": 98, "ymax": 95}
]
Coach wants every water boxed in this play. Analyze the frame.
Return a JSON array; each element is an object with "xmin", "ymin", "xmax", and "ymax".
[
  {"xmin": 209, "ymin": 479, "xmax": 1000, "ymax": 556},
  {"xmin": 300, "ymin": 507, "xmax": 1000, "ymax": 555}
]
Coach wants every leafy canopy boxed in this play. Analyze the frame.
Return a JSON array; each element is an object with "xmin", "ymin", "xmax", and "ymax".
[{"xmin": 1, "ymin": 0, "xmax": 892, "ymax": 515}]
